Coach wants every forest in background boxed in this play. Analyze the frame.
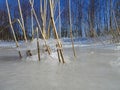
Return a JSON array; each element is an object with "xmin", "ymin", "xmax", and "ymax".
[{"xmin": 0, "ymin": 0, "xmax": 120, "ymax": 41}]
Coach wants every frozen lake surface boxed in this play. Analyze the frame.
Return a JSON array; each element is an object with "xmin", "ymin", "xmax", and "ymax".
[{"xmin": 0, "ymin": 46, "xmax": 120, "ymax": 90}]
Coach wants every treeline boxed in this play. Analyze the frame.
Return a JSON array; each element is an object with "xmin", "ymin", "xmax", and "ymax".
[
  {"xmin": 0, "ymin": 0, "xmax": 120, "ymax": 41},
  {"xmin": 61, "ymin": 0, "xmax": 120, "ymax": 38}
]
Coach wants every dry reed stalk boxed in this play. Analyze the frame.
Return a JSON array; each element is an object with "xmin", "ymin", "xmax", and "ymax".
[
  {"xmin": 36, "ymin": 27, "xmax": 40, "ymax": 61},
  {"xmin": 49, "ymin": 0, "xmax": 65, "ymax": 63},
  {"xmin": 6, "ymin": 0, "xmax": 22, "ymax": 58},
  {"xmin": 69, "ymin": 0, "xmax": 76, "ymax": 58},
  {"xmin": 29, "ymin": 1, "xmax": 51, "ymax": 55}
]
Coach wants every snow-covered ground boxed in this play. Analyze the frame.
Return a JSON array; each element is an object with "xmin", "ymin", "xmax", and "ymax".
[
  {"xmin": 0, "ymin": 37, "xmax": 119, "ymax": 49},
  {"xmin": 0, "ymin": 43, "xmax": 120, "ymax": 90}
]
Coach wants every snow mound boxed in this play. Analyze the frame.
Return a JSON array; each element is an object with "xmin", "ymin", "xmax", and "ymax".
[
  {"xmin": 16, "ymin": 38, "xmax": 71, "ymax": 64},
  {"xmin": 17, "ymin": 38, "xmax": 57, "ymax": 51},
  {"xmin": 22, "ymin": 51, "xmax": 71, "ymax": 64}
]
